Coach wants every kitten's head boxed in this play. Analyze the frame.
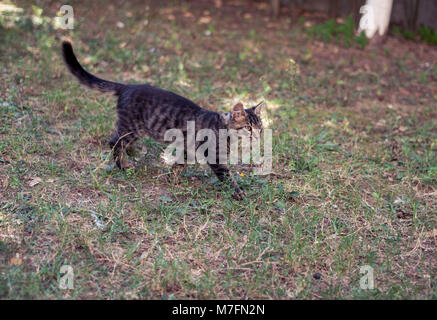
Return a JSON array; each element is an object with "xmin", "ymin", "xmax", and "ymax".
[{"xmin": 226, "ymin": 101, "xmax": 264, "ymax": 138}]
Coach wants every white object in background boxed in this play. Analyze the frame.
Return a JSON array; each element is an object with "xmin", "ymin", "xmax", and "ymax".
[{"xmin": 358, "ymin": 0, "xmax": 393, "ymax": 38}]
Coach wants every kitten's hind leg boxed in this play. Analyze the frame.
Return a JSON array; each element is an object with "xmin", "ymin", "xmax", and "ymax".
[
  {"xmin": 208, "ymin": 163, "xmax": 247, "ymax": 200},
  {"xmin": 126, "ymin": 143, "xmax": 137, "ymax": 156},
  {"xmin": 109, "ymin": 132, "xmax": 137, "ymax": 170}
]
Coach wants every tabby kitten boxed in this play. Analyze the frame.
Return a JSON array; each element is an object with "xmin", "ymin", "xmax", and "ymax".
[{"xmin": 61, "ymin": 41, "xmax": 263, "ymax": 200}]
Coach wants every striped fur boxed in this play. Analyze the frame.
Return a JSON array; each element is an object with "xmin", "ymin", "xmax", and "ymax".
[{"xmin": 62, "ymin": 41, "xmax": 263, "ymax": 200}]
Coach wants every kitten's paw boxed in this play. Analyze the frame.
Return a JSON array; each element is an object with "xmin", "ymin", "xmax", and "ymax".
[
  {"xmin": 120, "ymin": 159, "xmax": 136, "ymax": 171},
  {"xmin": 233, "ymin": 189, "xmax": 247, "ymax": 201}
]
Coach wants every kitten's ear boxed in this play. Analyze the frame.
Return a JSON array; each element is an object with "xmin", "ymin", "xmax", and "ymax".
[
  {"xmin": 231, "ymin": 103, "xmax": 246, "ymax": 121},
  {"xmin": 253, "ymin": 101, "xmax": 264, "ymax": 117}
]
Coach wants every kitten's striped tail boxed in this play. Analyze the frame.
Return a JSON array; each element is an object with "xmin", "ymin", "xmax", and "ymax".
[{"xmin": 62, "ymin": 41, "xmax": 124, "ymax": 94}]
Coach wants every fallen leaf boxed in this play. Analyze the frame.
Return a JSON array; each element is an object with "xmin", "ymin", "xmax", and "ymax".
[
  {"xmin": 10, "ymin": 255, "xmax": 22, "ymax": 266},
  {"xmin": 398, "ymin": 126, "xmax": 407, "ymax": 132},
  {"xmin": 83, "ymin": 56, "xmax": 92, "ymax": 64},
  {"xmin": 199, "ymin": 16, "xmax": 212, "ymax": 24},
  {"xmin": 3, "ymin": 176, "xmax": 8, "ymax": 188},
  {"xmin": 399, "ymin": 88, "xmax": 409, "ymax": 95},
  {"xmin": 28, "ymin": 177, "xmax": 42, "ymax": 187}
]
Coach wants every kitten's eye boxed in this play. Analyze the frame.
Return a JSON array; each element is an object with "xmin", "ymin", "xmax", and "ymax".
[{"xmin": 245, "ymin": 126, "xmax": 252, "ymax": 131}]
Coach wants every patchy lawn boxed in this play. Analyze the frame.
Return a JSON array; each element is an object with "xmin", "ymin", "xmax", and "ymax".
[{"xmin": 0, "ymin": 0, "xmax": 435, "ymax": 299}]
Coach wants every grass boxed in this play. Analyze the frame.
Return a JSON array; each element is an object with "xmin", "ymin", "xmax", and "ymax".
[
  {"xmin": 306, "ymin": 15, "xmax": 368, "ymax": 49},
  {"xmin": 393, "ymin": 25, "xmax": 437, "ymax": 45},
  {"xmin": 0, "ymin": 0, "xmax": 436, "ymax": 299}
]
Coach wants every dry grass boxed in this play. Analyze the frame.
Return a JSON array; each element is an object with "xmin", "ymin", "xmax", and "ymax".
[{"xmin": 0, "ymin": 0, "xmax": 435, "ymax": 299}]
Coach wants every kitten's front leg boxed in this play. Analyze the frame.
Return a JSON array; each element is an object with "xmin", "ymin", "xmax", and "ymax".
[
  {"xmin": 109, "ymin": 132, "xmax": 137, "ymax": 170},
  {"xmin": 208, "ymin": 163, "xmax": 247, "ymax": 200}
]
